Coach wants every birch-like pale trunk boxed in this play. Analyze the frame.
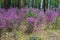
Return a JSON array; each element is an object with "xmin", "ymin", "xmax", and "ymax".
[
  {"xmin": 31, "ymin": 0, "xmax": 34, "ymax": 8},
  {"xmin": 41, "ymin": 0, "xmax": 43, "ymax": 9},
  {"xmin": 33, "ymin": 0, "xmax": 35, "ymax": 7},
  {"xmin": 48, "ymin": 0, "xmax": 50, "ymax": 9},
  {"xmin": 30, "ymin": 0, "xmax": 32, "ymax": 7},
  {"xmin": 33, "ymin": 0, "xmax": 35, "ymax": 8}
]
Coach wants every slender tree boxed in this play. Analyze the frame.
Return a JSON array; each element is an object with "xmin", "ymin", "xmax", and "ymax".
[
  {"xmin": 18, "ymin": 0, "xmax": 21, "ymax": 9},
  {"xmin": 38, "ymin": 0, "xmax": 41, "ymax": 9},
  {"xmin": 36, "ymin": 0, "xmax": 38, "ymax": 8},
  {"xmin": 43, "ymin": 0, "xmax": 48, "ymax": 12},
  {"xmin": 58, "ymin": 0, "xmax": 60, "ymax": 9},
  {"xmin": 4, "ymin": 0, "xmax": 9, "ymax": 9},
  {"xmin": 31, "ymin": 0, "xmax": 34, "ymax": 8},
  {"xmin": 1, "ymin": 0, "xmax": 4, "ymax": 8},
  {"xmin": 43, "ymin": 0, "xmax": 46, "ymax": 12},
  {"xmin": 54, "ymin": 0, "xmax": 58, "ymax": 11},
  {"xmin": 11, "ymin": 0, "xmax": 14, "ymax": 7},
  {"xmin": 15, "ymin": 0, "xmax": 18, "ymax": 7},
  {"xmin": 14, "ymin": 0, "xmax": 18, "ymax": 7},
  {"xmin": 33, "ymin": 0, "xmax": 35, "ymax": 8},
  {"xmin": 48, "ymin": 0, "xmax": 51, "ymax": 9},
  {"xmin": 4, "ymin": 0, "xmax": 7, "ymax": 9},
  {"xmin": 0, "ymin": 0, "xmax": 1, "ymax": 8},
  {"xmin": 56, "ymin": 0, "xmax": 58, "ymax": 8},
  {"xmin": 8, "ymin": 0, "xmax": 11, "ymax": 7},
  {"xmin": 29, "ymin": 0, "xmax": 32, "ymax": 7},
  {"xmin": 23, "ymin": 0, "xmax": 27, "ymax": 7},
  {"xmin": 41, "ymin": 0, "xmax": 43, "ymax": 9}
]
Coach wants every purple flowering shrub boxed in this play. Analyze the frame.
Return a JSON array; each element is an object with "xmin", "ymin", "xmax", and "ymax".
[
  {"xmin": 25, "ymin": 17, "xmax": 35, "ymax": 34},
  {"xmin": 45, "ymin": 9, "xmax": 60, "ymax": 29},
  {"xmin": 0, "ymin": 20, "xmax": 6, "ymax": 29},
  {"xmin": 0, "ymin": 8, "xmax": 29, "ymax": 32},
  {"xmin": 0, "ymin": 8, "xmax": 60, "ymax": 32}
]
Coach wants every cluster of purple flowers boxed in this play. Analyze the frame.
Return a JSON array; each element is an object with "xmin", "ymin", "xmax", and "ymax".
[
  {"xmin": 0, "ymin": 8, "xmax": 29, "ymax": 29},
  {"xmin": 45, "ymin": 9, "xmax": 59, "ymax": 23},
  {"xmin": 26, "ymin": 17, "xmax": 35, "ymax": 23},
  {"xmin": 0, "ymin": 8, "xmax": 60, "ymax": 30}
]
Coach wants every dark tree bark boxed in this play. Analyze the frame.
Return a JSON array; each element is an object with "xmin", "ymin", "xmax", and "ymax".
[
  {"xmin": 18, "ymin": 0, "xmax": 21, "ymax": 9},
  {"xmin": 8, "ymin": 0, "xmax": 11, "ymax": 7},
  {"xmin": 43, "ymin": 0, "xmax": 46, "ymax": 12},
  {"xmin": 43, "ymin": 0, "xmax": 48, "ymax": 12},
  {"xmin": 54, "ymin": 0, "xmax": 59, "ymax": 11},
  {"xmin": 55, "ymin": 0, "xmax": 58, "ymax": 8},
  {"xmin": 31, "ymin": 0, "xmax": 34, "ymax": 8},
  {"xmin": 38, "ymin": 1, "xmax": 41, "ymax": 10},
  {"xmin": 4, "ymin": 0, "xmax": 7, "ymax": 9},
  {"xmin": 23, "ymin": 0, "xmax": 27, "ymax": 8},
  {"xmin": 4, "ymin": 0, "xmax": 9, "ymax": 9}
]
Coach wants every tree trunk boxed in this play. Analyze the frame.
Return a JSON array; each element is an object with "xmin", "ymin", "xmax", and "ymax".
[
  {"xmin": 4, "ymin": 0, "xmax": 9, "ymax": 9},
  {"xmin": 43, "ymin": 0, "xmax": 46, "ymax": 12},
  {"xmin": 18, "ymin": 0, "xmax": 21, "ymax": 9},
  {"xmin": 41, "ymin": 0, "xmax": 43, "ymax": 9}
]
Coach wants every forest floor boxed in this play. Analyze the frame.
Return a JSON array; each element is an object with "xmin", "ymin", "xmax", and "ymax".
[
  {"xmin": 1, "ymin": 29, "xmax": 60, "ymax": 40},
  {"xmin": 1, "ymin": 23, "xmax": 60, "ymax": 40}
]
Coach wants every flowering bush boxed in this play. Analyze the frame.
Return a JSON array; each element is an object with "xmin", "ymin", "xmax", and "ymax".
[{"xmin": 0, "ymin": 8, "xmax": 60, "ymax": 31}]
